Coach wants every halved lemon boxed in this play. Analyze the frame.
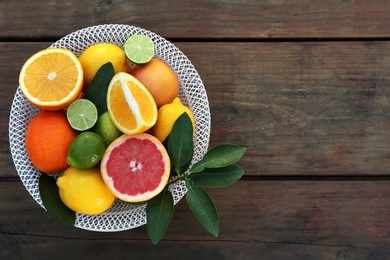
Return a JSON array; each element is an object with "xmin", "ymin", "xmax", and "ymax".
[
  {"xmin": 19, "ymin": 48, "xmax": 84, "ymax": 111},
  {"xmin": 107, "ymin": 72, "xmax": 157, "ymax": 135}
]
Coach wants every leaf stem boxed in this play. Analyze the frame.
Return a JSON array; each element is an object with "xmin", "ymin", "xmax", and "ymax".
[{"xmin": 167, "ymin": 173, "xmax": 190, "ymax": 186}]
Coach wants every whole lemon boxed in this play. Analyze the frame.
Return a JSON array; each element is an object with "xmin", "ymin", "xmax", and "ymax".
[
  {"xmin": 56, "ymin": 167, "xmax": 115, "ymax": 215},
  {"xmin": 79, "ymin": 43, "xmax": 130, "ymax": 85},
  {"xmin": 152, "ymin": 97, "xmax": 194, "ymax": 142}
]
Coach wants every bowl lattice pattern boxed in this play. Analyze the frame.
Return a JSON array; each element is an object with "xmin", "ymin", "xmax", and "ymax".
[{"xmin": 9, "ymin": 24, "xmax": 210, "ymax": 232}]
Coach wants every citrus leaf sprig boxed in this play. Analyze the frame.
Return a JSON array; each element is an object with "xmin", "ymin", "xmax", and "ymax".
[
  {"xmin": 146, "ymin": 113, "xmax": 246, "ymax": 244},
  {"xmin": 146, "ymin": 189, "xmax": 174, "ymax": 244},
  {"xmin": 168, "ymin": 112, "xmax": 194, "ymax": 175},
  {"xmin": 84, "ymin": 62, "xmax": 115, "ymax": 116}
]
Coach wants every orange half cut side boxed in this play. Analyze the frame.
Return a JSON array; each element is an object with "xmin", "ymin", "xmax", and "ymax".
[
  {"xmin": 107, "ymin": 72, "xmax": 157, "ymax": 135},
  {"xmin": 19, "ymin": 48, "xmax": 84, "ymax": 111}
]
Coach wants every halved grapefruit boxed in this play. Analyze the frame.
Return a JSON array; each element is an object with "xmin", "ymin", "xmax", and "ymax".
[{"xmin": 100, "ymin": 133, "xmax": 171, "ymax": 202}]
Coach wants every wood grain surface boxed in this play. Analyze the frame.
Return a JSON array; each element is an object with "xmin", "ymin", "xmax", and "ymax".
[
  {"xmin": 3, "ymin": 41, "xmax": 390, "ymax": 177},
  {"xmin": 2, "ymin": 0, "xmax": 390, "ymax": 259},
  {"xmin": 2, "ymin": 180, "xmax": 390, "ymax": 259},
  {"xmin": 1, "ymin": 0, "xmax": 390, "ymax": 39}
]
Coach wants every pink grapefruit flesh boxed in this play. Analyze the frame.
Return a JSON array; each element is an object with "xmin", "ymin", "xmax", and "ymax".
[{"xmin": 100, "ymin": 133, "xmax": 170, "ymax": 202}]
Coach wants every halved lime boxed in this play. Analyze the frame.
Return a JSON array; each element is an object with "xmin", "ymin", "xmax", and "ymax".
[
  {"xmin": 67, "ymin": 131, "xmax": 106, "ymax": 169},
  {"xmin": 124, "ymin": 34, "xmax": 155, "ymax": 64},
  {"xmin": 67, "ymin": 99, "xmax": 98, "ymax": 131}
]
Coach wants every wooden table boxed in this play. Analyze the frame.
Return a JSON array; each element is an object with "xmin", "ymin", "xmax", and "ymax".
[{"xmin": 2, "ymin": 1, "xmax": 390, "ymax": 259}]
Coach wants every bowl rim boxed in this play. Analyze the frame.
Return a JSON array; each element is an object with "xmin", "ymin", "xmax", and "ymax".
[{"xmin": 9, "ymin": 24, "xmax": 211, "ymax": 232}]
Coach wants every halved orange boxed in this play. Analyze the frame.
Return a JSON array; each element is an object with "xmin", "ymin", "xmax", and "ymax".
[
  {"xmin": 19, "ymin": 48, "xmax": 84, "ymax": 111},
  {"xmin": 107, "ymin": 72, "xmax": 157, "ymax": 135}
]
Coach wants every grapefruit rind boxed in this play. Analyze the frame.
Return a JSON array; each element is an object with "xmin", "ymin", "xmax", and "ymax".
[{"xmin": 100, "ymin": 133, "xmax": 170, "ymax": 203}]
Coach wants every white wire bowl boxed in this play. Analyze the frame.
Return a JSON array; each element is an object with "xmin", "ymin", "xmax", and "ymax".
[{"xmin": 9, "ymin": 24, "xmax": 211, "ymax": 232}]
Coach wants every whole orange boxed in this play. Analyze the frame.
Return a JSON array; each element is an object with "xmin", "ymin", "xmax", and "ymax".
[
  {"xmin": 25, "ymin": 111, "xmax": 78, "ymax": 174},
  {"xmin": 130, "ymin": 58, "xmax": 179, "ymax": 107}
]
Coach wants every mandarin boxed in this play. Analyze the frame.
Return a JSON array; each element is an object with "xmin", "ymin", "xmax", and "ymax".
[
  {"xmin": 25, "ymin": 111, "xmax": 78, "ymax": 174},
  {"xmin": 130, "ymin": 58, "xmax": 179, "ymax": 107}
]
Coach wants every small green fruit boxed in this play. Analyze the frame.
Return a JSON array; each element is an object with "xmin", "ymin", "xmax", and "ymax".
[
  {"xmin": 67, "ymin": 132, "xmax": 105, "ymax": 169},
  {"xmin": 92, "ymin": 111, "xmax": 122, "ymax": 147}
]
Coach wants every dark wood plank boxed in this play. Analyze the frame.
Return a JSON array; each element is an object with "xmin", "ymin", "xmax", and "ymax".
[
  {"xmin": 181, "ymin": 41, "xmax": 390, "ymax": 176},
  {"xmin": 3, "ymin": 42, "xmax": 390, "ymax": 177},
  {"xmin": 0, "ymin": 43, "xmax": 44, "ymax": 178},
  {"xmin": 1, "ymin": 0, "xmax": 390, "ymax": 39},
  {"xmin": 1, "ymin": 180, "xmax": 390, "ymax": 259}
]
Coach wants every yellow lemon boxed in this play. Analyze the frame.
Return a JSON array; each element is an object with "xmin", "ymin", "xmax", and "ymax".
[
  {"xmin": 152, "ymin": 97, "xmax": 195, "ymax": 142},
  {"xmin": 56, "ymin": 167, "xmax": 115, "ymax": 215},
  {"xmin": 79, "ymin": 43, "xmax": 130, "ymax": 86}
]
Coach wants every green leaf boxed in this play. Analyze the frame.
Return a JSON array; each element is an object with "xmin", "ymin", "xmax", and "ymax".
[
  {"xmin": 168, "ymin": 113, "xmax": 194, "ymax": 174},
  {"xmin": 146, "ymin": 189, "xmax": 174, "ymax": 244},
  {"xmin": 189, "ymin": 164, "xmax": 244, "ymax": 188},
  {"xmin": 185, "ymin": 180, "xmax": 219, "ymax": 237},
  {"xmin": 191, "ymin": 144, "xmax": 247, "ymax": 173},
  {"xmin": 84, "ymin": 62, "xmax": 115, "ymax": 115},
  {"xmin": 39, "ymin": 173, "xmax": 75, "ymax": 226}
]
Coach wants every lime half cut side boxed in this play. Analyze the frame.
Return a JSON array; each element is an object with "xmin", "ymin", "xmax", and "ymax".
[
  {"xmin": 67, "ymin": 99, "xmax": 98, "ymax": 131},
  {"xmin": 124, "ymin": 34, "xmax": 155, "ymax": 64}
]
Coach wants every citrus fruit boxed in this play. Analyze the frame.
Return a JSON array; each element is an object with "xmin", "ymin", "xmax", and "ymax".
[
  {"xmin": 19, "ymin": 48, "xmax": 84, "ymax": 111},
  {"xmin": 106, "ymin": 72, "xmax": 157, "ymax": 135},
  {"xmin": 152, "ymin": 97, "xmax": 195, "ymax": 142},
  {"xmin": 124, "ymin": 34, "xmax": 155, "ymax": 64},
  {"xmin": 67, "ymin": 132, "xmax": 106, "ymax": 169},
  {"xmin": 57, "ymin": 167, "xmax": 116, "ymax": 215},
  {"xmin": 25, "ymin": 111, "xmax": 78, "ymax": 174},
  {"xmin": 66, "ymin": 99, "xmax": 98, "ymax": 131},
  {"xmin": 130, "ymin": 58, "xmax": 179, "ymax": 107},
  {"xmin": 100, "ymin": 133, "xmax": 170, "ymax": 203},
  {"xmin": 79, "ymin": 43, "xmax": 130, "ymax": 86},
  {"xmin": 92, "ymin": 111, "xmax": 122, "ymax": 147}
]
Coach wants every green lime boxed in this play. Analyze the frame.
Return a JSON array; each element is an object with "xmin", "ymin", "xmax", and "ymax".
[
  {"xmin": 66, "ymin": 99, "xmax": 98, "ymax": 131},
  {"xmin": 67, "ymin": 132, "xmax": 105, "ymax": 169},
  {"xmin": 92, "ymin": 111, "xmax": 122, "ymax": 147},
  {"xmin": 124, "ymin": 34, "xmax": 155, "ymax": 64}
]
